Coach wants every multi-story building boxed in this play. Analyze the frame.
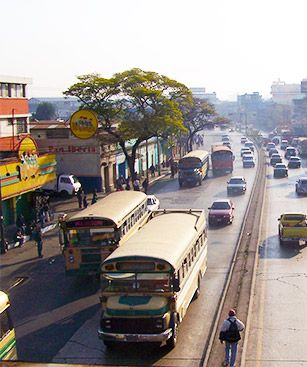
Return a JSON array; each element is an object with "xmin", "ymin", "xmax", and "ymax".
[
  {"xmin": 0, "ymin": 75, "xmax": 32, "ymax": 137},
  {"xmin": 0, "ymin": 76, "xmax": 56, "ymax": 232},
  {"xmin": 190, "ymin": 87, "xmax": 219, "ymax": 104},
  {"xmin": 271, "ymin": 80, "xmax": 303, "ymax": 105}
]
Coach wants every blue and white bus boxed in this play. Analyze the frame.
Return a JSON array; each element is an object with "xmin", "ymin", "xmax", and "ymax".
[{"xmin": 178, "ymin": 150, "xmax": 209, "ymax": 187}]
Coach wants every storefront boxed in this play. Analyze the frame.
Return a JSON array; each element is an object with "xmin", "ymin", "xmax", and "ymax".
[{"xmin": 0, "ymin": 135, "xmax": 56, "ymax": 227}]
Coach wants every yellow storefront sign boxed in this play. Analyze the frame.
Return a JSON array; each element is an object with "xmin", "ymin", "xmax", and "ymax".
[
  {"xmin": 70, "ymin": 109, "xmax": 98, "ymax": 139},
  {"xmin": 0, "ymin": 154, "xmax": 56, "ymax": 200}
]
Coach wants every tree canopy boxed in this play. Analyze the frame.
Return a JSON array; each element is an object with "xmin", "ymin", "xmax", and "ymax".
[
  {"xmin": 64, "ymin": 68, "xmax": 191, "ymax": 179},
  {"xmin": 35, "ymin": 102, "xmax": 56, "ymax": 120},
  {"xmin": 181, "ymin": 98, "xmax": 216, "ymax": 152}
]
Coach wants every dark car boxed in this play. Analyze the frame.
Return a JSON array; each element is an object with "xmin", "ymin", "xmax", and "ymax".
[
  {"xmin": 227, "ymin": 176, "xmax": 247, "ymax": 195},
  {"xmin": 266, "ymin": 142, "xmax": 276, "ymax": 152},
  {"xmin": 284, "ymin": 146, "xmax": 297, "ymax": 159},
  {"xmin": 244, "ymin": 141, "xmax": 254, "ymax": 152},
  {"xmin": 208, "ymin": 199, "xmax": 234, "ymax": 225},
  {"xmin": 270, "ymin": 153, "xmax": 282, "ymax": 166},
  {"xmin": 280, "ymin": 139, "xmax": 288, "ymax": 150},
  {"xmin": 296, "ymin": 177, "xmax": 307, "ymax": 195},
  {"xmin": 273, "ymin": 163, "xmax": 288, "ymax": 178},
  {"xmin": 269, "ymin": 148, "xmax": 279, "ymax": 157},
  {"xmin": 288, "ymin": 156, "xmax": 301, "ymax": 168},
  {"xmin": 243, "ymin": 154, "xmax": 255, "ymax": 168}
]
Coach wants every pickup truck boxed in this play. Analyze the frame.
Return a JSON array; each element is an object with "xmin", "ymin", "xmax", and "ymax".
[
  {"xmin": 278, "ymin": 213, "xmax": 307, "ymax": 245},
  {"xmin": 42, "ymin": 174, "xmax": 81, "ymax": 196}
]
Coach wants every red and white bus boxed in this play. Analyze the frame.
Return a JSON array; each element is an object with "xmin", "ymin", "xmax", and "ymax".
[{"xmin": 211, "ymin": 144, "xmax": 234, "ymax": 175}]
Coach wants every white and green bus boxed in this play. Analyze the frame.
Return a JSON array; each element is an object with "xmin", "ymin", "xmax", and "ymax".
[
  {"xmin": 0, "ymin": 291, "xmax": 17, "ymax": 361},
  {"xmin": 98, "ymin": 209, "xmax": 208, "ymax": 348}
]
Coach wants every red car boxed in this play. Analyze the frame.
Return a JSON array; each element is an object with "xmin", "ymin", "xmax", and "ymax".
[{"xmin": 208, "ymin": 199, "xmax": 235, "ymax": 225}]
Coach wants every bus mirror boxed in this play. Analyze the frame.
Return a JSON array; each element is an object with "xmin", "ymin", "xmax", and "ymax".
[{"xmin": 173, "ymin": 279, "xmax": 180, "ymax": 292}]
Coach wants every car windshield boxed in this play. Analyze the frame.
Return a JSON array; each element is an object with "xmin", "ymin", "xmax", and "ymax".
[
  {"xmin": 290, "ymin": 157, "xmax": 300, "ymax": 161},
  {"xmin": 299, "ymin": 180, "xmax": 307, "ymax": 186},
  {"xmin": 276, "ymin": 164, "xmax": 286, "ymax": 169},
  {"xmin": 147, "ymin": 198, "xmax": 155, "ymax": 205},
  {"xmin": 229, "ymin": 178, "xmax": 244, "ymax": 184},
  {"xmin": 211, "ymin": 201, "xmax": 231, "ymax": 209},
  {"xmin": 243, "ymin": 156, "xmax": 253, "ymax": 161}
]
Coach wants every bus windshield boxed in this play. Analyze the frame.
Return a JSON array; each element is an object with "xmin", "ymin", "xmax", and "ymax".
[
  {"xmin": 104, "ymin": 272, "xmax": 171, "ymax": 292},
  {"xmin": 69, "ymin": 228, "xmax": 116, "ymax": 247}
]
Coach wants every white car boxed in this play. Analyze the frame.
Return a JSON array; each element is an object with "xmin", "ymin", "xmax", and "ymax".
[{"xmin": 147, "ymin": 195, "xmax": 160, "ymax": 211}]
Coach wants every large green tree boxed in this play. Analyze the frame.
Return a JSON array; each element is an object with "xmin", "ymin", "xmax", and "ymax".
[
  {"xmin": 182, "ymin": 98, "xmax": 216, "ymax": 152},
  {"xmin": 64, "ymin": 68, "xmax": 191, "ymax": 179},
  {"xmin": 35, "ymin": 102, "xmax": 56, "ymax": 120}
]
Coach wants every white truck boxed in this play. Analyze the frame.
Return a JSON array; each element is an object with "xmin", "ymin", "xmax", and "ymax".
[{"xmin": 42, "ymin": 174, "xmax": 81, "ymax": 196}]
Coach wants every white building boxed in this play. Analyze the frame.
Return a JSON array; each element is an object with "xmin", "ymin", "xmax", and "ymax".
[{"xmin": 271, "ymin": 79, "xmax": 304, "ymax": 105}]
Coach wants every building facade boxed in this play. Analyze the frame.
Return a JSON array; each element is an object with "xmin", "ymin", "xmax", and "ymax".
[
  {"xmin": 0, "ymin": 75, "xmax": 32, "ymax": 137},
  {"xmin": 271, "ymin": 80, "xmax": 303, "ymax": 105}
]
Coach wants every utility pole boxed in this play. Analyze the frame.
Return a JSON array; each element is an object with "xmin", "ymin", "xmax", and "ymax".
[{"xmin": 0, "ymin": 178, "xmax": 6, "ymax": 254}]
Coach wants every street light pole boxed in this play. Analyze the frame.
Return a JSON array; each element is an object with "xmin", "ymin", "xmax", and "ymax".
[{"xmin": 0, "ymin": 178, "xmax": 6, "ymax": 254}]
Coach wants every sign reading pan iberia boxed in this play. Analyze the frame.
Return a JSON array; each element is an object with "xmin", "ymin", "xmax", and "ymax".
[{"xmin": 70, "ymin": 109, "xmax": 98, "ymax": 139}]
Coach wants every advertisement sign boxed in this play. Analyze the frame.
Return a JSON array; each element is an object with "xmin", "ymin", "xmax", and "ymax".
[{"xmin": 70, "ymin": 110, "xmax": 98, "ymax": 139}]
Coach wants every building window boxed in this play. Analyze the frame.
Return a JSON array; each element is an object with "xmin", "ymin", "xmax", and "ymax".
[
  {"xmin": 16, "ymin": 119, "xmax": 28, "ymax": 134},
  {"xmin": 0, "ymin": 83, "xmax": 9, "ymax": 97}
]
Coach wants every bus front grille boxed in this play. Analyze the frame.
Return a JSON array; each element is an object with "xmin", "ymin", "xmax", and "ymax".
[{"xmin": 103, "ymin": 317, "xmax": 162, "ymax": 334}]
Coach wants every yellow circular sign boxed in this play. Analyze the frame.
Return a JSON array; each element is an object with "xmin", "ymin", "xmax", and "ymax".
[{"xmin": 70, "ymin": 109, "xmax": 98, "ymax": 139}]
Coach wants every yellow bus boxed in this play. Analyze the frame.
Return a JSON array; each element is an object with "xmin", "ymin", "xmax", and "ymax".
[
  {"xmin": 178, "ymin": 150, "xmax": 209, "ymax": 187},
  {"xmin": 0, "ymin": 291, "xmax": 17, "ymax": 361},
  {"xmin": 98, "ymin": 209, "xmax": 208, "ymax": 348},
  {"xmin": 61, "ymin": 191, "xmax": 148, "ymax": 277}
]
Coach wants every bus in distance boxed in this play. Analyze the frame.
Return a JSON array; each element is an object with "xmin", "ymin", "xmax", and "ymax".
[
  {"xmin": 297, "ymin": 137, "xmax": 307, "ymax": 157},
  {"xmin": 61, "ymin": 191, "xmax": 148, "ymax": 277},
  {"xmin": 178, "ymin": 150, "xmax": 209, "ymax": 187},
  {"xmin": 211, "ymin": 144, "xmax": 234, "ymax": 175},
  {"xmin": 98, "ymin": 209, "xmax": 208, "ymax": 348}
]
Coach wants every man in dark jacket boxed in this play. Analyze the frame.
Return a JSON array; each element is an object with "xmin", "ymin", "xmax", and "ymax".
[{"xmin": 219, "ymin": 309, "xmax": 245, "ymax": 367}]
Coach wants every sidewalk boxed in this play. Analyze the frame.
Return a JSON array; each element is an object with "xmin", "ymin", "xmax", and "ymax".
[{"xmin": 3, "ymin": 168, "xmax": 170, "ymax": 253}]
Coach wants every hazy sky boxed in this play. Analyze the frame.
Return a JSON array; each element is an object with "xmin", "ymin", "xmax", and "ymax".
[{"xmin": 1, "ymin": 0, "xmax": 306, "ymax": 100}]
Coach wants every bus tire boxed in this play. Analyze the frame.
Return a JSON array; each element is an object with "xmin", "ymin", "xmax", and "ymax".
[
  {"xmin": 104, "ymin": 340, "xmax": 115, "ymax": 348},
  {"xmin": 166, "ymin": 314, "xmax": 178, "ymax": 349},
  {"xmin": 193, "ymin": 274, "xmax": 201, "ymax": 300}
]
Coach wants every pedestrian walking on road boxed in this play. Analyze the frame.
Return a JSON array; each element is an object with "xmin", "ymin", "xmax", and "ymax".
[
  {"xmin": 219, "ymin": 309, "xmax": 245, "ymax": 367},
  {"xmin": 77, "ymin": 189, "xmax": 83, "ymax": 208},
  {"xmin": 32, "ymin": 223, "xmax": 44, "ymax": 258},
  {"xmin": 142, "ymin": 178, "xmax": 149, "ymax": 194},
  {"xmin": 83, "ymin": 194, "xmax": 88, "ymax": 208},
  {"xmin": 91, "ymin": 189, "xmax": 98, "ymax": 205}
]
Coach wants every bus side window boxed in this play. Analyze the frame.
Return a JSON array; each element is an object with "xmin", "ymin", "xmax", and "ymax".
[{"xmin": 0, "ymin": 310, "xmax": 11, "ymax": 340}]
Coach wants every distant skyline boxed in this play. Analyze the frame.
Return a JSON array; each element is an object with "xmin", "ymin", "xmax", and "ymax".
[{"xmin": 1, "ymin": 0, "xmax": 307, "ymax": 101}]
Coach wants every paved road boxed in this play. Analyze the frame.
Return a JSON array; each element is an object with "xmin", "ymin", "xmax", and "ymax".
[
  {"xmin": 245, "ymin": 147, "xmax": 307, "ymax": 367},
  {"xmin": 1, "ymin": 129, "xmax": 258, "ymax": 365}
]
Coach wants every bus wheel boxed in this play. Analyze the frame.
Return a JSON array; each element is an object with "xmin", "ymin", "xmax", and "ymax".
[
  {"xmin": 166, "ymin": 314, "xmax": 178, "ymax": 349},
  {"xmin": 193, "ymin": 274, "xmax": 201, "ymax": 300},
  {"xmin": 104, "ymin": 340, "xmax": 115, "ymax": 348}
]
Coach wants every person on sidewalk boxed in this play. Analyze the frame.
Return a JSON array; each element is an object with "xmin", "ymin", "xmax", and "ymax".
[
  {"xmin": 15, "ymin": 229, "xmax": 24, "ymax": 247},
  {"xmin": 149, "ymin": 164, "xmax": 155, "ymax": 177},
  {"xmin": 32, "ymin": 223, "xmax": 44, "ymax": 258},
  {"xmin": 219, "ymin": 309, "xmax": 245, "ymax": 367},
  {"xmin": 142, "ymin": 178, "xmax": 149, "ymax": 194}
]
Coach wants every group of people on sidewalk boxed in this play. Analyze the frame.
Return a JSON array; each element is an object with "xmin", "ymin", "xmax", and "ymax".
[
  {"xmin": 115, "ymin": 174, "xmax": 152, "ymax": 194},
  {"xmin": 76, "ymin": 188, "xmax": 98, "ymax": 209}
]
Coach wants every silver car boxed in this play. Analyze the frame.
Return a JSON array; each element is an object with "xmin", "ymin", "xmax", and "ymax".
[{"xmin": 296, "ymin": 177, "xmax": 307, "ymax": 195}]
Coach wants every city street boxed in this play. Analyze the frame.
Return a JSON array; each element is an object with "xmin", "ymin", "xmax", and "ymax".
[
  {"xmin": 245, "ymin": 148, "xmax": 307, "ymax": 367},
  {"xmin": 1, "ymin": 129, "xmax": 258, "ymax": 365}
]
